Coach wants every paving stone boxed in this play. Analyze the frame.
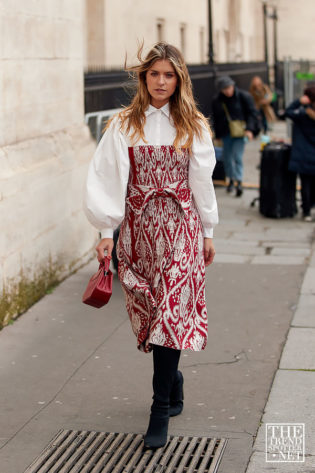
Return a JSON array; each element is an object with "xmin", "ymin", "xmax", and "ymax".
[
  {"xmin": 214, "ymin": 238, "xmax": 259, "ymax": 248},
  {"xmin": 271, "ymin": 247, "xmax": 311, "ymax": 256},
  {"xmin": 309, "ymin": 247, "xmax": 315, "ymax": 267},
  {"xmin": 265, "ymin": 229, "xmax": 312, "ymax": 243},
  {"xmin": 279, "ymin": 328, "xmax": 315, "ymax": 370},
  {"xmin": 217, "ymin": 221, "xmax": 247, "ymax": 229},
  {"xmin": 251, "ymin": 255, "xmax": 306, "ymax": 265},
  {"xmin": 292, "ymin": 294, "xmax": 315, "ymax": 327},
  {"xmin": 215, "ymin": 245, "xmax": 265, "ymax": 256},
  {"xmin": 213, "ymin": 229, "xmax": 234, "ymax": 239},
  {"xmin": 214, "ymin": 254, "xmax": 250, "ymax": 264},
  {"xmin": 219, "ymin": 222, "xmax": 266, "ymax": 233},
  {"xmin": 260, "ymin": 220, "xmax": 304, "ymax": 230},
  {"xmin": 245, "ymin": 221, "xmax": 273, "ymax": 229},
  {"xmin": 261, "ymin": 241, "xmax": 311, "ymax": 249},
  {"xmin": 300, "ymin": 268, "xmax": 315, "ymax": 295},
  {"xmin": 232, "ymin": 232, "xmax": 268, "ymax": 241}
]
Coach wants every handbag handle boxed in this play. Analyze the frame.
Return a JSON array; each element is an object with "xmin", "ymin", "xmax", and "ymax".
[
  {"xmin": 101, "ymin": 256, "xmax": 111, "ymax": 276},
  {"xmin": 222, "ymin": 103, "xmax": 232, "ymax": 122},
  {"xmin": 90, "ymin": 257, "xmax": 111, "ymax": 281}
]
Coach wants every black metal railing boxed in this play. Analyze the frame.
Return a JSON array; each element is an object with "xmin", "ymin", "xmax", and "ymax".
[{"xmin": 84, "ymin": 62, "xmax": 269, "ymax": 118}]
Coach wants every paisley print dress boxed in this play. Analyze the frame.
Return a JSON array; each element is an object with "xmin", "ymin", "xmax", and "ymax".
[
  {"xmin": 84, "ymin": 103, "xmax": 218, "ymax": 354},
  {"xmin": 117, "ymin": 145, "xmax": 207, "ymax": 353}
]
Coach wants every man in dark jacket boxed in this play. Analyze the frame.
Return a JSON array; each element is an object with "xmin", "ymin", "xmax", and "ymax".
[
  {"xmin": 285, "ymin": 86, "xmax": 315, "ymax": 221},
  {"xmin": 212, "ymin": 76, "xmax": 259, "ymax": 196}
]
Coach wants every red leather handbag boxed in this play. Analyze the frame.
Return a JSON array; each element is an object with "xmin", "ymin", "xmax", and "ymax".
[{"xmin": 82, "ymin": 257, "xmax": 113, "ymax": 308}]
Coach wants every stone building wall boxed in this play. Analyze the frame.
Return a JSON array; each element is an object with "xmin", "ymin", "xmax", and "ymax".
[
  {"xmin": 85, "ymin": 0, "xmax": 212, "ymax": 68},
  {"xmin": 276, "ymin": 0, "xmax": 315, "ymax": 61},
  {"xmin": 0, "ymin": 0, "xmax": 96, "ymax": 326},
  {"xmin": 84, "ymin": 0, "xmax": 265, "ymax": 69},
  {"xmin": 84, "ymin": 0, "xmax": 315, "ymax": 70},
  {"xmin": 211, "ymin": 0, "xmax": 264, "ymax": 63}
]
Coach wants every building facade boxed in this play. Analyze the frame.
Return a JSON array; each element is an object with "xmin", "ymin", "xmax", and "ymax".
[
  {"xmin": 84, "ymin": 0, "xmax": 210, "ymax": 68},
  {"xmin": 84, "ymin": 0, "xmax": 265, "ymax": 69},
  {"xmin": 276, "ymin": 0, "xmax": 315, "ymax": 61},
  {"xmin": 84, "ymin": 0, "xmax": 314, "ymax": 70},
  {"xmin": 1, "ymin": 0, "xmax": 314, "ymax": 326},
  {"xmin": 211, "ymin": 0, "xmax": 264, "ymax": 63},
  {"xmin": 0, "ymin": 1, "xmax": 96, "ymax": 326}
]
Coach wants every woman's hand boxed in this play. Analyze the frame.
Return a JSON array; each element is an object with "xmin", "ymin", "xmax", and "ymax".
[
  {"xmin": 95, "ymin": 238, "xmax": 114, "ymax": 263},
  {"xmin": 306, "ymin": 107, "xmax": 315, "ymax": 120},
  {"xmin": 244, "ymin": 130, "xmax": 253, "ymax": 141},
  {"xmin": 204, "ymin": 238, "xmax": 215, "ymax": 267}
]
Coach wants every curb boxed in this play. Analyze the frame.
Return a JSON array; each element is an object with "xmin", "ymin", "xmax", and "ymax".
[{"xmin": 245, "ymin": 230, "xmax": 315, "ymax": 471}]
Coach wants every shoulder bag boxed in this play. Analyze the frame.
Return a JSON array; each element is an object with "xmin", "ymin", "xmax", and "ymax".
[{"xmin": 222, "ymin": 103, "xmax": 246, "ymax": 138}]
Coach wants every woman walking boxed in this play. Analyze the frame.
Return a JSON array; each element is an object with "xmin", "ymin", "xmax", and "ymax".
[
  {"xmin": 249, "ymin": 76, "xmax": 276, "ymax": 133},
  {"xmin": 212, "ymin": 76, "xmax": 259, "ymax": 197},
  {"xmin": 84, "ymin": 42, "xmax": 218, "ymax": 449},
  {"xmin": 285, "ymin": 86, "xmax": 315, "ymax": 221}
]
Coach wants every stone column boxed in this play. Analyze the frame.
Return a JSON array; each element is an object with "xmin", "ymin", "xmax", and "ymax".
[
  {"xmin": 0, "ymin": 0, "xmax": 97, "ymax": 327},
  {"xmin": 85, "ymin": 0, "xmax": 106, "ymax": 69}
]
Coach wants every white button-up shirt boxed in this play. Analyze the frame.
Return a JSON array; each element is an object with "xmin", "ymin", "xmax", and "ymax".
[{"xmin": 84, "ymin": 102, "xmax": 218, "ymax": 238}]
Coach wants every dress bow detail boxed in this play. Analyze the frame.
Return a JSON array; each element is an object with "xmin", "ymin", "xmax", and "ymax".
[{"xmin": 126, "ymin": 180, "xmax": 192, "ymax": 218}]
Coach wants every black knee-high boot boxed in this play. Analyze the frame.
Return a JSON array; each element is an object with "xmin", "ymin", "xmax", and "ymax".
[
  {"xmin": 169, "ymin": 370, "xmax": 184, "ymax": 417},
  {"xmin": 143, "ymin": 345, "xmax": 181, "ymax": 449}
]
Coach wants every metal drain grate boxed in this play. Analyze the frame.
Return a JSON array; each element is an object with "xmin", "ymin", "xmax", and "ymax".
[{"xmin": 24, "ymin": 430, "xmax": 228, "ymax": 473}]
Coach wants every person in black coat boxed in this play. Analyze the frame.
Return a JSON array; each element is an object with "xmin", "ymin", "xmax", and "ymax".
[
  {"xmin": 212, "ymin": 76, "xmax": 260, "ymax": 196},
  {"xmin": 285, "ymin": 86, "xmax": 315, "ymax": 221}
]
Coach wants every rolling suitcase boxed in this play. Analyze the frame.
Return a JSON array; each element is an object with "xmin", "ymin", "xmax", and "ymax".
[{"xmin": 259, "ymin": 142, "xmax": 297, "ymax": 218}]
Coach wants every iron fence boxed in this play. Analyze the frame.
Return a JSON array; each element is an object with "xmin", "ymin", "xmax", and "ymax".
[
  {"xmin": 84, "ymin": 62, "xmax": 269, "ymax": 120},
  {"xmin": 276, "ymin": 59, "xmax": 315, "ymax": 109}
]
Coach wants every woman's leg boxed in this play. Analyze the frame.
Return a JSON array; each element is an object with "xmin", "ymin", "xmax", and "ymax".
[
  {"xmin": 261, "ymin": 110, "xmax": 268, "ymax": 134},
  {"xmin": 144, "ymin": 344, "xmax": 181, "ymax": 449},
  {"xmin": 232, "ymin": 137, "xmax": 245, "ymax": 197},
  {"xmin": 222, "ymin": 135, "xmax": 235, "ymax": 191},
  {"xmin": 169, "ymin": 370, "xmax": 184, "ymax": 417},
  {"xmin": 300, "ymin": 174, "xmax": 312, "ymax": 218}
]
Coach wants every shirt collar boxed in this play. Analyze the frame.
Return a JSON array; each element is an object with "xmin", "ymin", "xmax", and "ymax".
[{"xmin": 145, "ymin": 102, "xmax": 170, "ymax": 118}]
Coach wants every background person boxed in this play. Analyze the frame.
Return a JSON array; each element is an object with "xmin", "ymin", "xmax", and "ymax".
[
  {"xmin": 212, "ymin": 76, "xmax": 260, "ymax": 197},
  {"xmin": 285, "ymin": 86, "xmax": 315, "ymax": 222},
  {"xmin": 84, "ymin": 42, "xmax": 218, "ymax": 449},
  {"xmin": 249, "ymin": 75, "xmax": 276, "ymax": 133}
]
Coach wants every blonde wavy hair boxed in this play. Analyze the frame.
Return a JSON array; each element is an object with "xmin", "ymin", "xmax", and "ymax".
[{"xmin": 114, "ymin": 42, "xmax": 212, "ymax": 150}]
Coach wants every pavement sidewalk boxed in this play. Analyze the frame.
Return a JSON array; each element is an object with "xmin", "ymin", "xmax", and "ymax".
[
  {"xmin": 0, "ymin": 125, "xmax": 315, "ymax": 473},
  {"xmin": 243, "ymin": 125, "xmax": 315, "ymax": 472},
  {"xmin": 245, "ymin": 239, "xmax": 315, "ymax": 472}
]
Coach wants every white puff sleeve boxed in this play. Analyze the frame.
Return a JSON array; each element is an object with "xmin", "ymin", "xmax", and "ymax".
[
  {"xmin": 189, "ymin": 124, "xmax": 219, "ymax": 238},
  {"xmin": 83, "ymin": 116, "xmax": 130, "ymax": 238}
]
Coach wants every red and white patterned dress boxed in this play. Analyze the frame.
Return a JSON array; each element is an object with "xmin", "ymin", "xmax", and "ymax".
[
  {"xmin": 84, "ymin": 103, "xmax": 218, "ymax": 353},
  {"xmin": 117, "ymin": 146, "xmax": 207, "ymax": 352}
]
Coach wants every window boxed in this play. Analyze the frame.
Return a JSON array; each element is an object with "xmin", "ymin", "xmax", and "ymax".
[
  {"xmin": 215, "ymin": 30, "xmax": 220, "ymax": 62},
  {"xmin": 180, "ymin": 23, "xmax": 187, "ymax": 58},
  {"xmin": 200, "ymin": 27, "xmax": 205, "ymax": 63},
  {"xmin": 157, "ymin": 19, "xmax": 165, "ymax": 42}
]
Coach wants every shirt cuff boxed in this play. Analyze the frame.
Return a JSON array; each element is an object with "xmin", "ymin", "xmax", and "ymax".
[
  {"xmin": 100, "ymin": 228, "xmax": 114, "ymax": 239},
  {"xmin": 203, "ymin": 227, "xmax": 214, "ymax": 238}
]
